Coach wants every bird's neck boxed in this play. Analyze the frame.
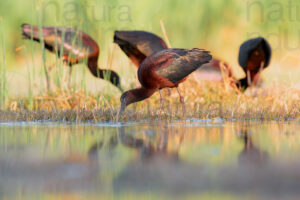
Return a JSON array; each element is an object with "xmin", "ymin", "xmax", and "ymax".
[
  {"xmin": 88, "ymin": 59, "xmax": 102, "ymax": 78},
  {"xmin": 119, "ymin": 87, "xmax": 156, "ymax": 118},
  {"xmin": 129, "ymin": 87, "xmax": 156, "ymax": 103},
  {"xmin": 88, "ymin": 60, "xmax": 121, "ymax": 90},
  {"xmin": 125, "ymin": 87, "xmax": 156, "ymax": 106}
]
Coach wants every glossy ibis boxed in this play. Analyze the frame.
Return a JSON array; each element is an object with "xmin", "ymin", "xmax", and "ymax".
[
  {"xmin": 114, "ymin": 30, "xmax": 171, "ymax": 98},
  {"xmin": 114, "ymin": 30, "xmax": 168, "ymax": 67},
  {"xmin": 118, "ymin": 48, "xmax": 212, "ymax": 118},
  {"xmin": 22, "ymin": 24, "xmax": 123, "ymax": 91},
  {"xmin": 237, "ymin": 37, "xmax": 271, "ymax": 90}
]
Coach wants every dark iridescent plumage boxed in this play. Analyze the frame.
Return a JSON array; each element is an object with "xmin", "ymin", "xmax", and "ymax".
[
  {"xmin": 118, "ymin": 48, "xmax": 212, "ymax": 117},
  {"xmin": 237, "ymin": 37, "xmax": 272, "ymax": 90},
  {"xmin": 147, "ymin": 48, "xmax": 212, "ymax": 86},
  {"xmin": 114, "ymin": 30, "xmax": 168, "ymax": 67},
  {"xmin": 21, "ymin": 24, "xmax": 122, "ymax": 91}
]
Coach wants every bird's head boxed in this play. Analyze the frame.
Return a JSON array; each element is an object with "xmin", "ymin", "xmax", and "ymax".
[
  {"xmin": 113, "ymin": 31, "xmax": 123, "ymax": 44},
  {"xmin": 21, "ymin": 24, "xmax": 40, "ymax": 40},
  {"xmin": 236, "ymin": 78, "xmax": 249, "ymax": 92},
  {"xmin": 117, "ymin": 91, "xmax": 131, "ymax": 121},
  {"xmin": 120, "ymin": 91, "xmax": 131, "ymax": 110},
  {"xmin": 117, "ymin": 88, "xmax": 156, "ymax": 121},
  {"xmin": 21, "ymin": 24, "xmax": 54, "ymax": 41}
]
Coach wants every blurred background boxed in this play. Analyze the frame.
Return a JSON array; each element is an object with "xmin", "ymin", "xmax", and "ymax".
[{"xmin": 0, "ymin": 0, "xmax": 300, "ymax": 97}]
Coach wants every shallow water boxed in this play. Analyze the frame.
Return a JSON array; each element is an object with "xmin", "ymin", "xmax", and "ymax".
[{"xmin": 1, "ymin": 120, "xmax": 300, "ymax": 199}]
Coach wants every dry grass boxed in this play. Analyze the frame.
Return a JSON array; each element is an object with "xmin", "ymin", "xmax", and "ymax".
[{"xmin": 2, "ymin": 75, "xmax": 300, "ymax": 122}]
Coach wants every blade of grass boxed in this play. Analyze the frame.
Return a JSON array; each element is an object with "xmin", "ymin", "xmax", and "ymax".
[
  {"xmin": 0, "ymin": 18, "xmax": 7, "ymax": 109},
  {"xmin": 23, "ymin": 46, "xmax": 34, "ymax": 110},
  {"xmin": 160, "ymin": 20, "xmax": 171, "ymax": 48},
  {"xmin": 30, "ymin": 0, "xmax": 36, "ymax": 95},
  {"xmin": 36, "ymin": 5, "xmax": 50, "ymax": 93},
  {"xmin": 59, "ymin": 22, "xmax": 66, "ymax": 91},
  {"xmin": 53, "ymin": 21, "xmax": 62, "ymax": 89}
]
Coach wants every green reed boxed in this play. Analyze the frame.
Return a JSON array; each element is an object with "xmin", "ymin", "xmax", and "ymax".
[
  {"xmin": 53, "ymin": 24, "xmax": 62, "ymax": 89},
  {"xmin": 71, "ymin": 23, "xmax": 88, "ymax": 93},
  {"xmin": 36, "ymin": 5, "xmax": 50, "ymax": 94},
  {"xmin": 0, "ymin": 18, "xmax": 7, "ymax": 109},
  {"xmin": 30, "ymin": 0, "xmax": 36, "ymax": 93},
  {"xmin": 23, "ymin": 46, "xmax": 34, "ymax": 110},
  {"xmin": 57, "ymin": 21, "xmax": 66, "ymax": 90}
]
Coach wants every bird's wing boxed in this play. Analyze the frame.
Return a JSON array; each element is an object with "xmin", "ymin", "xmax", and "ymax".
[
  {"xmin": 22, "ymin": 24, "xmax": 99, "ymax": 63},
  {"xmin": 136, "ymin": 38, "xmax": 167, "ymax": 56},
  {"xmin": 50, "ymin": 28, "xmax": 97, "ymax": 60},
  {"xmin": 238, "ymin": 37, "xmax": 272, "ymax": 70},
  {"xmin": 154, "ymin": 48, "xmax": 212, "ymax": 84},
  {"xmin": 22, "ymin": 24, "xmax": 56, "ymax": 52},
  {"xmin": 114, "ymin": 31, "xmax": 167, "ymax": 56}
]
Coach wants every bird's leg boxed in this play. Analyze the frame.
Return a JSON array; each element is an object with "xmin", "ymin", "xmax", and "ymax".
[
  {"xmin": 166, "ymin": 88, "xmax": 171, "ymax": 96},
  {"xmin": 68, "ymin": 66, "xmax": 72, "ymax": 90},
  {"xmin": 158, "ymin": 89, "xmax": 165, "ymax": 115},
  {"xmin": 61, "ymin": 57, "xmax": 72, "ymax": 90},
  {"xmin": 48, "ymin": 57, "xmax": 64, "ymax": 73},
  {"xmin": 47, "ymin": 62, "xmax": 57, "ymax": 72},
  {"xmin": 176, "ymin": 87, "xmax": 186, "ymax": 118},
  {"xmin": 41, "ymin": 60, "xmax": 51, "ymax": 93}
]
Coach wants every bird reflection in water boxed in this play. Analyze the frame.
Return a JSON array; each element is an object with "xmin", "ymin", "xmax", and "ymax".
[
  {"xmin": 119, "ymin": 126, "xmax": 180, "ymax": 163},
  {"xmin": 238, "ymin": 130, "xmax": 269, "ymax": 166}
]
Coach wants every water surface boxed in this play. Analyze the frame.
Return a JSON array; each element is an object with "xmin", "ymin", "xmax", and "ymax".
[{"xmin": 1, "ymin": 121, "xmax": 300, "ymax": 199}]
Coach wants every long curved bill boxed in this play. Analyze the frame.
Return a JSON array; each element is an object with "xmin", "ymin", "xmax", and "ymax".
[{"xmin": 116, "ymin": 102, "xmax": 126, "ymax": 122}]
